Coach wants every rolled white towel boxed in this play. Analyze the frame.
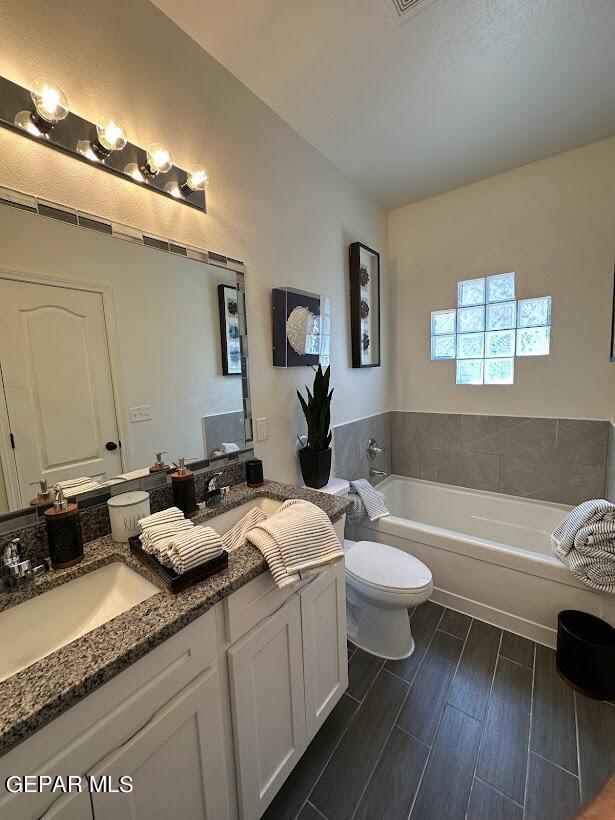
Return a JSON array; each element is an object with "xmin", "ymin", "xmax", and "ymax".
[
  {"xmin": 141, "ymin": 520, "xmax": 195, "ymax": 554},
  {"xmin": 167, "ymin": 526, "xmax": 224, "ymax": 574},
  {"xmin": 220, "ymin": 442, "xmax": 240, "ymax": 453},
  {"xmin": 139, "ymin": 507, "xmax": 185, "ymax": 531},
  {"xmin": 222, "ymin": 507, "xmax": 267, "ymax": 552}
]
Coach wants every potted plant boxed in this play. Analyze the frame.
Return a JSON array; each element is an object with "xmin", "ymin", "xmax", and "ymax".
[{"xmin": 297, "ymin": 365, "xmax": 333, "ymax": 489}]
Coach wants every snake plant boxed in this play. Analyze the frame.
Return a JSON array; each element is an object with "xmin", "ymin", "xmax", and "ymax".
[{"xmin": 297, "ymin": 365, "xmax": 333, "ymax": 452}]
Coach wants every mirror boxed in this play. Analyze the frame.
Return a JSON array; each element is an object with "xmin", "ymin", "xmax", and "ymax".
[{"xmin": 0, "ymin": 196, "xmax": 252, "ymax": 517}]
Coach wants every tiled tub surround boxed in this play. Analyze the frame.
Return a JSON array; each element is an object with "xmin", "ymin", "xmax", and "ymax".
[
  {"xmin": 0, "ymin": 461, "xmax": 247, "ymax": 570},
  {"xmin": 392, "ymin": 411, "xmax": 609, "ymax": 505},
  {"xmin": 333, "ymin": 412, "xmax": 392, "ymax": 484},
  {"xmin": 0, "ymin": 480, "xmax": 351, "ymax": 755}
]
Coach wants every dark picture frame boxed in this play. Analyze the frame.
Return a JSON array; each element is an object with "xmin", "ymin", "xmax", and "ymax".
[
  {"xmin": 349, "ymin": 241, "xmax": 381, "ymax": 368},
  {"xmin": 218, "ymin": 284, "xmax": 241, "ymax": 375}
]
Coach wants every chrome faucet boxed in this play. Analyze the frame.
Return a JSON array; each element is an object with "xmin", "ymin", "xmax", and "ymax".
[
  {"xmin": 2, "ymin": 538, "xmax": 49, "ymax": 589},
  {"xmin": 370, "ymin": 468, "xmax": 389, "ymax": 478},
  {"xmin": 203, "ymin": 472, "xmax": 226, "ymax": 507},
  {"xmin": 367, "ymin": 438, "xmax": 387, "ymax": 461}
]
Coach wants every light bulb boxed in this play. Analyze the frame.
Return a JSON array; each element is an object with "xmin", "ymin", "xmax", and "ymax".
[
  {"xmin": 95, "ymin": 116, "xmax": 127, "ymax": 152},
  {"xmin": 142, "ymin": 142, "xmax": 173, "ymax": 177},
  {"xmin": 30, "ymin": 79, "xmax": 69, "ymax": 129},
  {"xmin": 185, "ymin": 167, "xmax": 209, "ymax": 192}
]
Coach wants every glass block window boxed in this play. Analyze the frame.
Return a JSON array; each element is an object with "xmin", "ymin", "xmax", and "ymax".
[
  {"xmin": 458, "ymin": 278, "xmax": 486, "ymax": 307},
  {"xmin": 429, "ymin": 271, "xmax": 552, "ymax": 384},
  {"xmin": 431, "ymin": 335, "xmax": 456, "ymax": 360},
  {"xmin": 431, "ymin": 309, "xmax": 456, "ymax": 336}
]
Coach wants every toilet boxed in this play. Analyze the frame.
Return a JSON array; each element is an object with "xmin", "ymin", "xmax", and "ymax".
[{"xmin": 320, "ymin": 478, "xmax": 433, "ymax": 660}]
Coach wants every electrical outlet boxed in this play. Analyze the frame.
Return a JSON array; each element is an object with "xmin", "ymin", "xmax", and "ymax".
[
  {"xmin": 129, "ymin": 405, "xmax": 152, "ymax": 423},
  {"xmin": 256, "ymin": 417, "xmax": 268, "ymax": 442}
]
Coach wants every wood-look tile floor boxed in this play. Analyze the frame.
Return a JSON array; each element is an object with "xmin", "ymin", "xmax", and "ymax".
[{"xmin": 263, "ymin": 601, "xmax": 615, "ymax": 820}]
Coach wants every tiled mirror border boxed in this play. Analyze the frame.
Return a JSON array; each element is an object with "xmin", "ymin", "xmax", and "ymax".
[{"xmin": 0, "ymin": 184, "xmax": 254, "ymax": 534}]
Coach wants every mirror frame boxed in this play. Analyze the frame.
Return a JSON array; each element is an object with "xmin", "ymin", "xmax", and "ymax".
[{"xmin": 0, "ymin": 184, "xmax": 253, "ymax": 532}]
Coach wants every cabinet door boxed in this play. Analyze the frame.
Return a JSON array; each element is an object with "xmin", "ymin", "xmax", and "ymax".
[
  {"xmin": 301, "ymin": 563, "xmax": 348, "ymax": 740},
  {"xmin": 90, "ymin": 666, "xmax": 230, "ymax": 820},
  {"xmin": 40, "ymin": 791, "xmax": 94, "ymax": 820},
  {"xmin": 228, "ymin": 596, "xmax": 307, "ymax": 820}
]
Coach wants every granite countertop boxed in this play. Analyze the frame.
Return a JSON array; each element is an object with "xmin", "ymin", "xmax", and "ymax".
[{"xmin": 0, "ymin": 480, "xmax": 351, "ymax": 756}]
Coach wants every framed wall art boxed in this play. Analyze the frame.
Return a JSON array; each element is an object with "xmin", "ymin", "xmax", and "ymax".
[
  {"xmin": 218, "ymin": 284, "xmax": 242, "ymax": 375},
  {"xmin": 272, "ymin": 286, "xmax": 331, "ymax": 367},
  {"xmin": 349, "ymin": 242, "xmax": 381, "ymax": 368}
]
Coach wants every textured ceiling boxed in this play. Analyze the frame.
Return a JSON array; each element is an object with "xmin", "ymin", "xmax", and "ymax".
[{"xmin": 150, "ymin": 0, "xmax": 615, "ymax": 209}]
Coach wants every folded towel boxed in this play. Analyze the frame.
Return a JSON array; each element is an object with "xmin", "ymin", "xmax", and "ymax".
[
  {"xmin": 552, "ymin": 499, "xmax": 615, "ymax": 593},
  {"xmin": 344, "ymin": 493, "xmax": 367, "ymax": 524},
  {"xmin": 247, "ymin": 499, "xmax": 343, "ymax": 589},
  {"xmin": 222, "ymin": 507, "xmax": 267, "ymax": 552},
  {"xmin": 220, "ymin": 442, "xmax": 240, "ymax": 453},
  {"xmin": 349, "ymin": 479, "xmax": 389, "ymax": 522},
  {"xmin": 140, "ymin": 520, "xmax": 194, "ymax": 555},
  {"xmin": 139, "ymin": 507, "xmax": 185, "ymax": 531},
  {"xmin": 55, "ymin": 476, "xmax": 100, "ymax": 491},
  {"xmin": 167, "ymin": 525, "xmax": 224, "ymax": 574},
  {"xmin": 62, "ymin": 481, "xmax": 103, "ymax": 496}
]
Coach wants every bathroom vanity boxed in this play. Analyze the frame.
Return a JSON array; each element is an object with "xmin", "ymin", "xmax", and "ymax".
[{"xmin": 0, "ymin": 483, "xmax": 350, "ymax": 820}]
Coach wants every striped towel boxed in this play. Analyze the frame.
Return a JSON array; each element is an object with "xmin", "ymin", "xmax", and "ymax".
[
  {"xmin": 349, "ymin": 479, "xmax": 389, "ymax": 522},
  {"xmin": 344, "ymin": 494, "xmax": 367, "ymax": 524},
  {"xmin": 55, "ymin": 477, "xmax": 103, "ymax": 495},
  {"xmin": 222, "ymin": 508, "xmax": 267, "ymax": 552},
  {"xmin": 247, "ymin": 499, "xmax": 343, "ymax": 589},
  {"xmin": 140, "ymin": 520, "xmax": 194, "ymax": 555},
  {"xmin": 552, "ymin": 500, "xmax": 615, "ymax": 593},
  {"xmin": 167, "ymin": 526, "xmax": 224, "ymax": 574},
  {"xmin": 139, "ymin": 507, "xmax": 185, "ymax": 530}
]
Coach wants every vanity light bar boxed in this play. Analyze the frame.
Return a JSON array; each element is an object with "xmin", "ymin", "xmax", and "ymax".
[{"xmin": 0, "ymin": 75, "xmax": 208, "ymax": 213}]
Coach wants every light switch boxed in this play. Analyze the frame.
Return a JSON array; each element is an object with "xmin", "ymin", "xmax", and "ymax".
[
  {"xmin": 256, "ymin": 417, "xmax": 268, "ymax": 442},
  {"xmin": 129, "ymin": 405, "xmax": 152, "ymax": 423}
]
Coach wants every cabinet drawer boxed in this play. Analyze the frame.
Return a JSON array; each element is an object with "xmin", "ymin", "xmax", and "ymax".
[
  {"xmin": 224, "ymin": 570, "xmax": 306, "ymax": 644},
  {"xmin": 0, "ymin": 606, "xmax": 219, "ymax": 820}
]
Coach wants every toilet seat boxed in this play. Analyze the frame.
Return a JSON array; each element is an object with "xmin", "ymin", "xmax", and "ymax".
[{"xmin": 345, "ymin": 540, "xmax": 432, "ymax": 593}]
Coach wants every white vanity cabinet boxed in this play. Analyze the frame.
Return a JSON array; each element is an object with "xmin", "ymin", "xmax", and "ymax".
[
  {"xmin": 89, "ymin": 667, "xmax": 229, "ymax": 820},
  {"xmin": 227, "ymin": 562, "xmax": 348, "ymax": 820},
  {"xmin": 0, "ymin": 558, "xmax": 348, "ymax": 820}
]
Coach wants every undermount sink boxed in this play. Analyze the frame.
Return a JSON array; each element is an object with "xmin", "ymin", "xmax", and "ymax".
[{"xmin": 0, "ymin": 562, "xmax": 159, "ymax": 682}]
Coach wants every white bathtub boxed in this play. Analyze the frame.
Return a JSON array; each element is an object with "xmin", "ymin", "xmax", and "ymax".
[{"xmin": 348, "ymin": 476, "xmax": 615, "ymax": 647}]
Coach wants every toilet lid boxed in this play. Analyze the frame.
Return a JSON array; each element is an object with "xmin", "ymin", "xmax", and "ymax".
[{"xmin": 345, "ymin": 541, "xmax": 432, "ymax": 592}]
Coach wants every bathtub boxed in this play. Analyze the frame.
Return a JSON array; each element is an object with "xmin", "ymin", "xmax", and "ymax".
[{"xmin": 347, "ymin": 476, "xmax": 615, "ymax": 647}]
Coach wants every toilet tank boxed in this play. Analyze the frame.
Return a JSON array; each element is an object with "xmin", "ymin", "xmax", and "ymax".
[{"xmin": 313, "ymin": 477, "xmax": 350, "ymax": 544}]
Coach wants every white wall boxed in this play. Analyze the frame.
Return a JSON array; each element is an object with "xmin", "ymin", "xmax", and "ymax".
[
  {"xmin": 388, "ymin": 139, "xmax": 615, "ymax": 420},
  {"xmin": 0, "ymin": 0, "xmax": 388, "ymax": 491}
]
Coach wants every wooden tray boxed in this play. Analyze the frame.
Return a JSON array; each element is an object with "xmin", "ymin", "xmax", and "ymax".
[{"xmin": 129, "ymin": 536, "xmax": 228, "ymax": 593}]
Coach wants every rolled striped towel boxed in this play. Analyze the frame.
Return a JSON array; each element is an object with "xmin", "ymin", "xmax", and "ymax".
[
  {"xmin": 63, "ymin": 481, "xmax": 103, "ymax": 496},
  {"xmin": 167, "ymin": 525, "xmax": 224, "ymax": 574},
  {"xmin": 141, "ymin": 520, "xmax": 195, "ymax": 554},
  {"xmin": 552, "ymin": 499, "xmax": 615, "ymax": 593},
  {"xmin": 222, "ymin": 507, "xmax": 267, "ymax": 552},
  {"xmin": 247, "ymin": 499, "xmax": 343, "ymax": 589},
  {"xmin": 349, "ymin": 479, "xmax": 389, "ymax": 522},
  {"xmin": 139, "ymin": 507, "xmax": 185, "ymax": 531}
]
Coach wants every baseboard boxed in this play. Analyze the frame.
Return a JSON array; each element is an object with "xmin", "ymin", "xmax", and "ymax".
[{"xmin": 431, "ymin": 587, "xmax": 557, "ymax": 649}]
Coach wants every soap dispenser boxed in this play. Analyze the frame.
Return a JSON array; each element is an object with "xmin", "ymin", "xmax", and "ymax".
[
  {"xmin": 171, "ymin": 457, "xmax": 198, "ymax": 517},
  {"xmin": 149, "ymin": 451, "xmax": 171, "ymax": 474},
  {"xmin": 44, "ymin": 488, "xmax": 84, "ymax": 569},
  {"xmin": 29, "ymin": 479, "xmax": 52, "ymax": 507}
]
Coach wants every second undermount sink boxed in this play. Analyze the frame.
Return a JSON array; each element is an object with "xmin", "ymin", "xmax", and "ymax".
[{"xmin": 0, "ymin": 562, "xmax": 160, "ymax": 683}]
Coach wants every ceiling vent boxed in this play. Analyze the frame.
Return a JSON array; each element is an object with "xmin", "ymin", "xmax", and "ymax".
[{"xmin": 383, "ymin": 0, "xmax": 440, "ymax": 24}]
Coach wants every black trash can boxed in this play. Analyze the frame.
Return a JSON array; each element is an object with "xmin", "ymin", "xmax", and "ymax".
[{"xmin": 556, "ymin": 610, "xmax": 615, "ymax": 700}]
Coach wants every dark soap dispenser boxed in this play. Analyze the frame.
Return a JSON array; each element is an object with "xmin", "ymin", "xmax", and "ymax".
[
  {"xmin": 172, "ymin": 457, "xmax": 198, "ymax": 517},
  {"xmin": 44, "ymin": 488, "xmax": 84, "ymax": 569}
]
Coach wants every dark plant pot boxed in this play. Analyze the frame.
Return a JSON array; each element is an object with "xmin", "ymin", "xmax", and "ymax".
[{"xmin": 299, "ymin": 447, "xmax": 332, "ymax": 489}]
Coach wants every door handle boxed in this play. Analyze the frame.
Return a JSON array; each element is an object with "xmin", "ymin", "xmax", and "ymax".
[{"xmin": 105, "ymin": 441, "xmax": 118, "ymax": 451}]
